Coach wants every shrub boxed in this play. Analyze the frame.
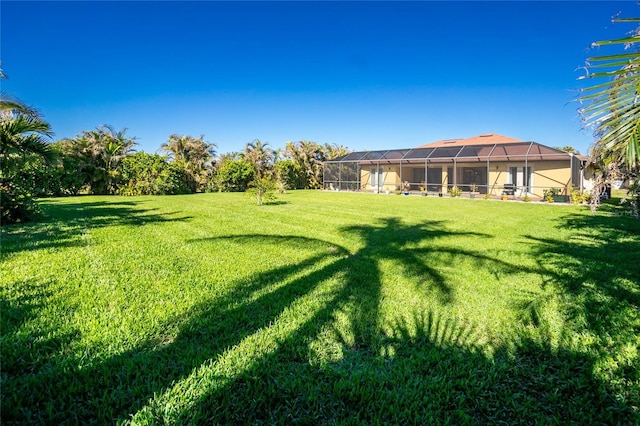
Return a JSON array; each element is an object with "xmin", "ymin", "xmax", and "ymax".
[
  {"xmin": 449, "ymin": 186, "xmax": 462, "ymax": 197},
  {"xmin": 571, "ymin": 189, "xmax": 589, "ymax": 205},
  {"xmin": 117, "ymin": 153, "xmax": 193, "ymax": 195},
  {"xmin": 0, "ymin": 179, "xmax": 41, "ymax": 225},
  {"xmin": 211, "ymin": 160, "xmax": 255, "ymax": 192},
  {"xmin": 274, "ymin": 160, "xmax": 302, "ymax": 190},
  {"xmin": 543, "ymin": 188, "xmax": 561, "ymax": 198}
]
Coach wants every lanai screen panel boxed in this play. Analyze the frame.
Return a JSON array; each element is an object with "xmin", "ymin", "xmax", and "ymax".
[
  {"xmin": 336, "ymin": 152, "xmax": 368, "ymax": 162},
  {"xmin": 526, "ymin": 144, "xmax": 568, "ymax": 161},
  {"xmin": 427, "ymin": 146, "xmax": 462, "ymax": 164},
  {"xmin": 359, "ymin": 150, "xmax": 389, "ymax": 165},
  {"xmin": 457, "ymin": 145, "xmax": 494, "ymax": 162},
  {"xmin": 381, "ymin": 149, "xmax": 411, "ymax": 162},
  {"xmin": 338, "ymin": 162, "xmax": 360, "ymax": 190},
  {"xmin": 323, "ymin": 162, "xmax": 340, "ymax": 185},
  {"xmin": 403, "ymin": 148, "xmax": 435, "ymax": 164},
  {"xmin": 489, "ymin": 143, "xmax": 533, "ymax": 161}
]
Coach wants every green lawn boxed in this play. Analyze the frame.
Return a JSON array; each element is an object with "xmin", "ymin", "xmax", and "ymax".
[{"xmin": 1, "ymin": 191, "xmax": 639, "ymax": 424}]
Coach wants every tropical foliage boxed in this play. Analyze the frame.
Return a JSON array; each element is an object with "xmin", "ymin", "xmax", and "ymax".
[
  {"xmin": 553, "ymin": 145, "xmax": 580, "ymax": 154},
  {"xmin": 118, "ymin": 152, "xmax": 192, "ymax": 195},
  {"xmin": 246, "ymin": 175, "xmax": 277, "ymax": 205},
  {"xmin": 58, "ymin": 125, "xmax": 137, "ymax": 194},
  {"xmin": 211, "ymin": 157, "xmax": 255, "ymax": 192},
  {"xmin": 0, "ymin": 70, "xmax": 56, "ymax": 224},
  {"xmin": 160, "ymin": 134, "xmax": 216, "ymax": 192},
  {"xmin": 243, "ymin": 139, "xmax": 274, "ymax": 179},
  {"xmin": 274, "ymin": 159, "xmax": 302, "ymax": 190},
  {"xmin": 0, "ymin": 110, "xmax": 55, "ymax": 173},
  {"xmin": 579, "ymin": 17, "xmax": 640, "ymax": 216},
  {"xmin": 284, "ymin": 141, "xmax": 349, "ymax": 189}
]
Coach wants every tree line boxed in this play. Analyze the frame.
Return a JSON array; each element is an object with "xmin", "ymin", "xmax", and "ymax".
[{"xmin": 0, "ymin": 76, "xmax": 349, "ymax": 223}]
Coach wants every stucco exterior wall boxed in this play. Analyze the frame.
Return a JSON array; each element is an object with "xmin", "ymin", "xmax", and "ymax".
[{"xmin": 359, "ymin": 160, "xmax": 575, "ymax": 197}]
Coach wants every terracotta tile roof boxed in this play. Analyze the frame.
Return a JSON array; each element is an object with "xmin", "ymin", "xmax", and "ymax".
[{"xmin": 417, "ymin": 133, "xmax": 524, "ymax": 148}]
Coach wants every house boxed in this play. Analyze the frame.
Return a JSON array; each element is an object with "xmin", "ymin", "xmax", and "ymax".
[{"xmin": 323, "ymin": 134, "xmax": 592, "ymax": 199}]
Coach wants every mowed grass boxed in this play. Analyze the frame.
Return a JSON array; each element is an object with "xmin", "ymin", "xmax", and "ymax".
[{"xmin": 1, "ymin": 191, "xmax": 639, "ymax": 424}]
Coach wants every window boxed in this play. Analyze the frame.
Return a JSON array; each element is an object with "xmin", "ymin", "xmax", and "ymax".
[{"xmin": 370, "ymin": 168, "xmax": 384, "ymax": 189}]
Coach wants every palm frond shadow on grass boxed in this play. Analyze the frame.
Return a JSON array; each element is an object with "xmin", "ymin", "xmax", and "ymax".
[
  {"xmin": 4, "ymin": 215, "xmax": 636, "ymax": 423},
  {"xmin": 171, "ymin": 304, "xmax": 635, "ymax": 424},
  {"xmin": 152, "ymin": 220, "xmax": 633, "ymax": 423},
  {"xmin": 2, "ymin": 235, "xmax": 352, "ymax": 423},
  {"xmin": 4, "ymin": 217, "xmax": 465, "ymax": 423},
  {"xmin": 0, "ymin": 199, "xmax": 192, "ymax": 258},
  {"xmin": 0, "ymin": 279, "xmax": 81, "ymax": 376},
  {"xmin": 523, "ymin": 212, "xmax": 640, "ymax": 339},
  {"xmin": 521, "ymin": 212, "xmax": 640, "ymax": 411}
]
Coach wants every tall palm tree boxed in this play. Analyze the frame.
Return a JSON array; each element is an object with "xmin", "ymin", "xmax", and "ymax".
[
  {"xmin": 244, "ymin": 139, "xmax": 274, "ymax": 179},
  {"xmin": 579, "ymin": 17, "xmax": 640, "ymax": 212},
  {"xmin": 161, "ymin": 134, "xmax": 216, "ymax": 166},
  {"xmin": 160, "ymin": 134, "xmax": 216, "ymax": 191},
  {"xmin": 87, "ymin": 125, "xmax": 136, "ymax": 172}
]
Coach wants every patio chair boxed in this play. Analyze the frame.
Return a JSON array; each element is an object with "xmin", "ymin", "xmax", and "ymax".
[{"xmin": 502, "ymin": 183, "xmax": 515, "ymax": 195}]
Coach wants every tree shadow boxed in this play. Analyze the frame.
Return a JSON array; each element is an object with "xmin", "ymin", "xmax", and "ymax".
[
  {"xmin": 520, "ymin": 212, "xmax": 640, "ymax": 412},
  {"xmin": 0, "ymin": 278, "xmax": 80, "ymax": 364},
  {"xmin": 4, "ymin": 215, "xmax": 635, "ymax": 423},
  {"xmin": 523, "ymin": 213, "xmax": 640, "ymax": 343},
  {"xmin": 0, "ymin": 199, "xmax": 192, "ymax": 258},
  {"xmin": 172, "ymin": 307, "xmax": 634, "ymax": 424}
]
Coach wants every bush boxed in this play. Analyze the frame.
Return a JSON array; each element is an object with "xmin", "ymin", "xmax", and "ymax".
[
  {"xmin": 274, "ymin": 160, "xmax": 303, "ymax": 190},
  {"xmin": 211, "ymin": 160, "xmax": 255, "ymax": 192},
  {"xmin": 0, "ymin": 179, "xmax": 41, "ymax": 225},
  {"xmin": 571, "ymin": 189, "xmax": 589, "ymax": 205},
  {"xmin": 117, "ymin": 153, "xmax": 193, "ymax": 195}
]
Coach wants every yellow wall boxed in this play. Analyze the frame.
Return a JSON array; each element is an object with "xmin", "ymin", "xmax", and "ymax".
[
  {"xmin": 488, "ymin": 162, "xmax": 571, "ymax": 197},
  {"xmin": 360, "ymin": 161, "xmax": 573, "ymax": 197},
  {"xmin": 360, "ymin": 166, "xmax": 401, "ymax": 192}
]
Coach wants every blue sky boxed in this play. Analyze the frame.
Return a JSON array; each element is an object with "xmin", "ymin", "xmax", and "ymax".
[{"xmin": 2, "ymin": 1, "xmax": 638, "ymax": 155}]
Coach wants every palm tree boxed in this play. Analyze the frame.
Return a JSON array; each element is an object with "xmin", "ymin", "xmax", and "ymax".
[
  {"xmin": 160, "ymin": 134, "xmax": 189, "ymax": 164},
  {"xmin": 0, "ymin": 66, "xmax": 36, "ymax": 115},
  {"xmin": 324, "ymin": 143, "xmax": 350, "ymax": 160},
  {"xmin": 0, "ymin": 111, "xmax": 55, "ymax": 174},
  {"xmin": 59, "ymin": 125, "xmax": 136, "ymax": 194},
  {"xmin": 160, "ymin": 134, "xmax": 216, "ymax": 191},
  {"xmin": 285, "ymin": 140, "xmax": 328, "ymax": 189},
  {"xmin": 243, "ymin": 139, "xmax": 274, "ymax": 179},
  {"xmin": 0, "ymin": 67, "xmax": 56, "ymax": 223},
  {"xmin": 0, "ymin": 70, "xmax": 55, "ymax": 173},
  {"xmin": 579, "ymin": 17, "xmax": 640, "ymax": 213}
]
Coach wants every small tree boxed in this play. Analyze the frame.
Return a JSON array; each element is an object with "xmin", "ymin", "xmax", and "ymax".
[{"xmin": 246, "ymin": 176, "xmax": 277, "ymax": 205}]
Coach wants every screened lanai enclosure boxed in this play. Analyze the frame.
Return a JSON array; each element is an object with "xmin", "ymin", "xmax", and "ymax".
[{"xmin": 323, "ymin": 142, "xmax": 589, "ymax": 199}]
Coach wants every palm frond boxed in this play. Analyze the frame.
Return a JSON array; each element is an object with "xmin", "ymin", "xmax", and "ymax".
[{"xmin": 580, "ymin": 22, "xmax": 640, "ymax": 171}]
